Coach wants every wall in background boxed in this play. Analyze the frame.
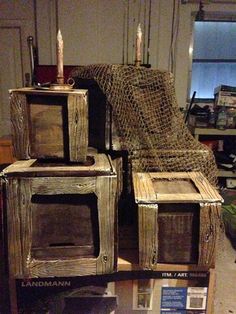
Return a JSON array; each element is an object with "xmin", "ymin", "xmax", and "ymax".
[
  {"xmin": 28, "ymin": 0, "xmax": 236, "ymax": 107},
  {"xmin": 0, "ymin": 0, "xmax": 236, "ymax": 137},
  {"xmin": 0, "ymin": 0, "xmax": 35, "ymax": 136}
]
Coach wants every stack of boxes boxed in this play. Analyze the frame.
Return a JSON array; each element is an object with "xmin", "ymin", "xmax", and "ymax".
[
  {"xmin": 3, "ymin": 87, "xmax": 118, "ymax": 279},
  {"xmin": 214, "ymin": 85, "xmax": 236, "ymax": 129},
  {"xmin": 1, "ymin": 84, "xmax": 224, "ymax": 313}
]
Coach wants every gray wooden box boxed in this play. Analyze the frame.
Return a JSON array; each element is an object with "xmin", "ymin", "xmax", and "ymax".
[
  {"xmin": 9, "ymin": 88, "xmax": 88, "ymax": 163},
  {"xmin": 2, "ymin": 153, "xmax": 117, "ymax": 278}
]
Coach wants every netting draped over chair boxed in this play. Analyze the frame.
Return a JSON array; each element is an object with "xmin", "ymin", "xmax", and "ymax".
[{"xmin": 71, "ymin": 64, "xmax": 218, "ymax": 187}]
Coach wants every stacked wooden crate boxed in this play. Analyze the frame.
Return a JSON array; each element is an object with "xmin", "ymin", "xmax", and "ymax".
[
  {"xmin": 71, "ymin": 78, "xmax": 223, "ymax": 272},
  {"xmin": 1, "ymin": 85, "xmax": 224, "ymax": 314},
  {"xmin": 132, "ymin": 171, "xmax": 223, "ymax": 270},
  {"xmin": 2, "ymin": 88, "xmax": 118, "ymax": 279}
]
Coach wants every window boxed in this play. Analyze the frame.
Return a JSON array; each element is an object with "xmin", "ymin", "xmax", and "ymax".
[
  {"xmin": 190, "ymin": 20, "xmax": 236, "ymax": 100},
  {"xmin": 133, "ymin": 279, "xmax": 154, "ymax": 310}
]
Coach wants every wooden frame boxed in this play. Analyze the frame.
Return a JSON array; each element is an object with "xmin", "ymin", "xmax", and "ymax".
[
  {"xmin": 133, "ymin": 171, "xmax": 223, "ymax": 270},
  {"xmin": 3, "ymin": 154, "xmax": 117, "ymax": 278},
  {"xmin": 9, "ymin": 88, "xmax": 88, "ymax": 162}
]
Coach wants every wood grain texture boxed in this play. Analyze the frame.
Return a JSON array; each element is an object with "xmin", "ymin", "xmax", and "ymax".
[
  {"xmin": 2, "ymin": 154, "xmax": 113, "ymax": 177},
  {"xmin": 29, "ymin": 104, "xmax": 64, "ymax": 158},
  {"xmin": 5, "ymin": 157, "xmax": 117, "ymax": 278},
  {"xmin": 189, "ymin": 172, "xmax": 222, "ymax": 203},
  {"xmin": 9, "ymin": 87, "xmax": 86, "ymax": 96},
  {"xmin": 68, "ymin": 93, "xmax": 88, "ymax": 162},
  {"xmin": 138, "ymin": 204, "xmax": 158, "ymax": 270},
  {"xmin": 132, "ymin": 173, "xmax": 157, "ymax": 203},
  {"xmin": 134, "ymin": 172, "xmax": 223, "ymax": 203},
  {"xmin": 31, "ymin": 177, "xmax": 96, "ymax": 195},
  {"xmin": 7, "ymin": 179, "xmax": 24, "ymax": 277},
  {"xmin": 198, "ymin": 203, "xmax": 221, "ymax": 268},
  {"xmin": 28, "ymin": 258, "xmax": 97, "ymax": 277},
  {"xmin": 110, "ymin": 156, "xmax": 123, "ymax": 201},
  {"xmin": 133, "ymin": 171, "xmax": 222, "ymax": 269},
  {"xmin": 10, "ymin": 89, "xmax": 89, "ymax": 162},
  {"xmin": 19, "ymin": 179, "xmax": 32, "ymax": 277},
  {"xmin": 95, "ymin": 175, "xmax": 117, "ymax": 274},
  {"xmin": 10, "ymin": 92, "xmax": 30, "ymax": 159}
]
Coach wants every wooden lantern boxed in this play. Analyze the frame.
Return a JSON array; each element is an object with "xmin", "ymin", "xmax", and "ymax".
[
  {"xmin": 2, "ymin": 153, "xmax": 117, "ymax": 278},
  {"xmin": 9, "ymin": 88, "xmax": 88, "ymax": 163}
]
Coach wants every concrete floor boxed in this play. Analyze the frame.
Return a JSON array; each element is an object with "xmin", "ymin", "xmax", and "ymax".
[{"xmin": 214, "ymin": 233, "xmax": 236, "ymax": 314}]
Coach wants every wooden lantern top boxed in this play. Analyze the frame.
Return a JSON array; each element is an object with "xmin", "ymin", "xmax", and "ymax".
[
  {"xmin": 2, "ymin": 153, "xmax": 116, "ymax": 178},
  {"xmin": 132, "ymin": 171, "xmax": 223, "ymax": 204},
  {"xmin": 9, "ymin": 87, "xmax": 87, "ymax": 97}
]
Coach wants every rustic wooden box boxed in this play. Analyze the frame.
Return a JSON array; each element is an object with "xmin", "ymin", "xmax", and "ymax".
[
  {"xmin": 9, "ymin": 88, "xmax": 88, "ymax": 162},
  {"xmin": 132, "ymin": 172, "xmax": 223, "ymax": 269},
  {"xmin": 2, "ymin": 153, "xmax": 117, "ymax": 278}
]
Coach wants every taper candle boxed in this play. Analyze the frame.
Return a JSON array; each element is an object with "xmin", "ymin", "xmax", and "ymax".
[
  {"xmin": 57, "ymin": 29, "xmax": 64, "ymax": 84},
  {"xmin": 135, "ymin": 23, "xmax": 142, "ymax": 66}
]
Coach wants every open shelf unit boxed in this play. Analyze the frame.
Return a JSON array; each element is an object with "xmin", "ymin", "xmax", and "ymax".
[{"xmin": 189, "ymin": 126, "xmax": 236, "ymax": 181}]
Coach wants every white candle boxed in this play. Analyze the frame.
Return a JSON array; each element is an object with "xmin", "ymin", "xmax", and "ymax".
[
  {"xmin": 57, "ymin": 29, "xmax": 64, "ymax": 83},
  {"xmin": 136, "ymin": 23, "xmax": 142, "ymax": 66}
]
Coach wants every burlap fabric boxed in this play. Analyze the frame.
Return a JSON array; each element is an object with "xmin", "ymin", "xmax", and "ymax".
[{"xmin": 71, "ymin": 64, "xmax": 218, "ymax": 187}]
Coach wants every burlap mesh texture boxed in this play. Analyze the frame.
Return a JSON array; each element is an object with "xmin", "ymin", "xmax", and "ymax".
[{"xmin": 71, "ymin": 64, "xmax": 218, "ymax": 187}]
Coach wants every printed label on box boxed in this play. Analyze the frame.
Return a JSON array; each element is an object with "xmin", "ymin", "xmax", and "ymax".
[
  {"xmin": 161, "ymin": 310, "xmax": 206, "ymax": 314},
  {"xmin": 161, "ymin": 287, "xmax": 207, "ymax": 312},
  {"xmin": 161, "ymin": 287, "xmax": 187, "ymax": 309}
]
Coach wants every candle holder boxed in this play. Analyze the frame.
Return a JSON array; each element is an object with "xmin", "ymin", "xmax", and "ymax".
[
  {"xmin": 135, "ymin": 60, "xmax": 141, "ymax": 67},
  {"xmin": 50, "ymin": 78, "xmax": 75, "ymax": 91}
]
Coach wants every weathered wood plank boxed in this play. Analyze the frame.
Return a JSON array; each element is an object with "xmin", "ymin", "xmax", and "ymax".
[
  {"xmin": 68, "ymin": 93, "xmax": 88, "ymax": 162},
  {"xmin": 9, "ymin": 87, "xmax": 86, "ymax": 96},
  {"xmin": 189, "ymin": 172, "xmax": 222, "ymax": 203},
  {"xmin": 3, "ymin": 160, "xmax": 36, "ymax": 172},
  {"xmin": 149, "ymin": 172, "xmax": 192, "ymax": 179},
  {"xmin": 134, "ymin": 172, "xmax": 223, "ymax": 203},
  {"xmin": 96, "ymin": 175, "xmax": 117, "ymax": 274},
  {"xmin": 132, "ymin": 173, "xmax": 157, "ymax": 203},
  {"xmin": 28, "ymin": 258, "xmax": 97, "ymax": 277},
  {"xmin": 198, "ymin": 203, "xmax": 221, "ymax": 268},
  {"xmin": 138, "ymin": 204, "xmax": 158, "ymax": 270},
  {"xmin": 7, "ymin": 179, "xmax": 23, "ymax": 276},
  {"xmin": 19, "ymin": 179, "xmax": 32, "ymax": 277},
  {"xmin": 2, "ymin": 154, "xmax": 113, "ymax": 177},
  {"xmin": 32, "ymin": 177, "xmax": 96, "ymax": 194},
  {"xmin": 10, "ymin": 92, "xmax": 30, "ymax": 159},
  {"xmin": 110, "ymin": 155, "xmax": 123, "ymax": 201}
]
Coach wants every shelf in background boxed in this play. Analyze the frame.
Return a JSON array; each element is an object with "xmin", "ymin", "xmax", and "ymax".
[
  {"xmin": 189, "ymin": 127, "xmax": 236, "ymax": 136},
  {"xmin": 189, "ymin": 126, "xmax": 236, "ymax": 139},
  {"xmin": 218, "ymin": 170, "xmax": 236, "ymax": 178}
]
